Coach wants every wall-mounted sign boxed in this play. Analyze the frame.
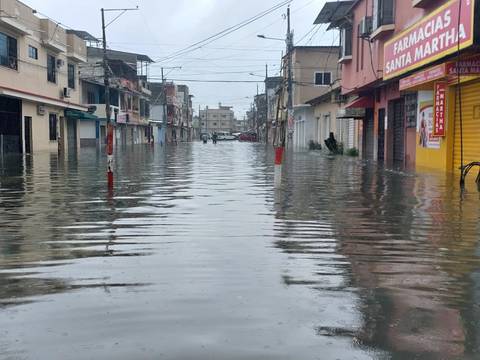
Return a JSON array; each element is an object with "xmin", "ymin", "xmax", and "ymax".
[
  {"xmin": 433, "ymin": 82, "xmax": 447, "ymax": 137},
  {"xmin": 418, "ymin": 91, "xmax": 440, "ymax": 149},
  {"xmin": 446, "ymin": 54, "xmax": 480, "ymax": 76},
  {"xmin": 384, "ymin": 0, "xmax": 475, "ymax": 80},
  {"xmin": 399, "ymin": 64, "xmax": 446, "ymax": 90}
]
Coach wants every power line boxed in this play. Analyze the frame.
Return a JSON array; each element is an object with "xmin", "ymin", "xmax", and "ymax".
[
  {"xmin": 156, "ymin": 0, "xmax": 292, "ymax": 63},
  {"xmin": 148, "ymin": 78, "xmax": 263, "ymax": 83}
]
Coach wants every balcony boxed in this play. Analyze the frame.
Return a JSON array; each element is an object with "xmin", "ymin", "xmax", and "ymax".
[
  {"xmin": 66, "ymin": 33, "xmax": 87, "ymax": 63},
  {"xmin": 40, "ymin": 19, "xmax": 67, "ymax": 53},
  {"xmin": 0, "ymin": 1, "xmax": 32, "ymax": 35},
  {"xmin": 412, "ymin": 0, "xmax": 435, "ymax": 8},
  {"xmin": 371, "ymin": 0, "xmax": 395, "ymax": 40}
]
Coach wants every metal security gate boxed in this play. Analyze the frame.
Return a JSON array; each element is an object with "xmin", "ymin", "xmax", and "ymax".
[
  {"xmin": 67, "ymin": 118, "xmax": 77, "ymax": 151},
  {"xmin": 393, "ymin": 99, "xmax": 405, "ymax": 163},
  {"xmin": 363, "ymin": 109, "xmax": 374, "ymax": 159},
  {"xmin": 454, "ymin": 80, "xmax": 480, "ymax": 172},
  {"xmin": 378, "ymin": 108, "xmax": 385, "ymax": 161}
]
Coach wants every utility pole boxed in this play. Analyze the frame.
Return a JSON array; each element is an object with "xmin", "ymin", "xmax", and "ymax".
[
  {"xmin": 265, "ymin": 64, "xmax": 269, "ymax": 145},
  {"xmin": 101, "ymin": 6, "xmax": 138, "ymax": 189},
  {"xmin": 286, "ymin": 6, "xmax": 293, "ymax": 148},
  {"xmin": 101, "ymin": 8, "xmax": 113, "ymax": 188},
  {"xmin": 256, "ymin": 84, "xmax": 260, "ymax": 142},
  {"xmin": 161, "ymin": 67, "xmax": 167, "ymax": 145},
  {"xmin": 273, "ymin": 6, "xmax": 293, "ymax": 187}
]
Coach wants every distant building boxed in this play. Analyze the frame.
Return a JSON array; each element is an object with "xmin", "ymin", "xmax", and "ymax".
[
  {"xmin": 199, "ymin": 104, "xmax": 235, "ymax": 134},
  {"xmin": 149, "ymin": 82, "xmax": 193, "ymax": 144},
  {"xmin": 235, "ymin": 118, "xmax": 248, "ymax": 133},
  {"xmin": 79, "ymin": 47, "xmax": 153, "ymax": 147}
]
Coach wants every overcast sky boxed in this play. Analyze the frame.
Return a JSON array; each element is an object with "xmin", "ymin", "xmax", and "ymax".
[{"xmin": 24, "ymin": 0, "xmax": 335, "ymax": 118}]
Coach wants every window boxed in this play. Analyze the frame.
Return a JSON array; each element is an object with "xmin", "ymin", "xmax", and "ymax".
[
  {"xmin": 0, "ymin": 32, "xmax": 17, "ymax": 70},
  {"xmin": 340, "ymin": 26, "xmax": 353, "ymax": 59},
  {"xmin": 67, "ymin": 63, "xmax": 75, "ymax": 89},
  {"xmin": 28, "ymin": 45, "xmax": 38, "ymax": 60},
  {"xmin": 213, "ymin": 122, "xmax": 217, "ymax": 126},
  {"xmin": 49, "ymin": 114, "xmax": 57, "ymax": 141},
  {"xmin": 87, "ymin": 90, "xmax": 96, "ymax": 104},
  {"xmin": 373, "ymin": 0, "xmax": 395, "ymax": 30},
  {"xmin": 145, "ymin": 102, "xmax": 150, "ymax": 117},
  {"xmin": 47, "ymin": 54, "xmax": 56, "ymax": 83},
  {"xmin": 314, "ymin": 72, "xmax": 331, "ymax": 86}
]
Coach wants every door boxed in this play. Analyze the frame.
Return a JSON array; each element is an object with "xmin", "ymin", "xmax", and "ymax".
[
  {"xmin": 67, "ymin": 118, "xmax": 77, "ymax": 151},
  {"xmin": 454, "ymin": 80, "xmax": 480, "ymax": 171},
  {"xmin": 378, "ymin": 109, "xmax": 385, "ymax": 161},
  {"xmin": 24, "ymin": 116, "xmax": 32, "ymax": 154},
  {"xmin": 363, "ymin": 108, "xmax": 374, "ymax": 159},
  {"xmin": 0, "ymin": 96, "xmax": 22, "ymax": 153},
  {"xmin": 393, "ymin": 99, "xmax": 405, "ymax": 163}
]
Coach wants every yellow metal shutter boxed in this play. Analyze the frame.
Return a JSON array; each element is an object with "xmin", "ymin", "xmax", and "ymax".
[{"xmin": 453, "ymin": 80, "xmax": 480, "ymax": 171}]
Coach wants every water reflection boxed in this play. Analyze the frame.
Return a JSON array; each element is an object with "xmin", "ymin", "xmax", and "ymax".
[
  {"xmin": 0, "ymin": 144, "xmax": 479, "ymax": 359},
  {"xmin": 273, "ymin": 153, "xmax": 480, "ymax": 359}
]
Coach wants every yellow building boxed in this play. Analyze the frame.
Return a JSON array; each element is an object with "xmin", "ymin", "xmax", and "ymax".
[
  {"xmin": 383, "ymin": 0, "xmax": 480, "ymax": 179},
  {"xmin": 0, "ymin": 0, "xmax": 88, "ymax": 154}
]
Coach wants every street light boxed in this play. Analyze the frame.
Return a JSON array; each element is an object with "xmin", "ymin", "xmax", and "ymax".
[
  {"xmin": 249, "ymin": 72, "xmax": 264, "ymax": 78},
  {"xmin": 257, "ymin": 34, "xmax": 285, "ymax": 42}
]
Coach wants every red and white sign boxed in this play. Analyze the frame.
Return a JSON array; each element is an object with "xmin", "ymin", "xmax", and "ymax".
[
  {"xmin": 399, "ymin": 64, "xmax": 446, "ymax": 90},
  {"xmin": 433, "ymin": 82, "xmax": 447, "ymax": 137},
  {"xmin": 446, "ymin": 54, "xmax": 480, "ymax": 76},
  {"xmin": 384, "ymin": 0, "xmax": 475, "ymax": 80}
]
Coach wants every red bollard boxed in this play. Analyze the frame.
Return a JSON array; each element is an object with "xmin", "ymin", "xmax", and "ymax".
[
  {"xmin": 274, "ymin": 146, "xmax": 284, "ymax": 188},
  {"xmin": 275, "ymin": 146, "xmax": 284, "ymax": 165},
  {"xmin": 107, "ymin": 123, "xmax": 114, "ymax": 189}
]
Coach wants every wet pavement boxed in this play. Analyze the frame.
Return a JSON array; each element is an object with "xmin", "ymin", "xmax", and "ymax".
[{"xmin": 0, "ymin": 143, "xmax": 480, "ymax": 360}]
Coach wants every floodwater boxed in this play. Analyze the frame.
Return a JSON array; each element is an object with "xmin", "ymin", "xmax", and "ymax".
[{"xmin": 0, "ymin": 143, "xmax": 479, "ymax": 360}]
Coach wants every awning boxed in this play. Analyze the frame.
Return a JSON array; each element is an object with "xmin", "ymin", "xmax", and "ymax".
[
  {"xmin": 345, "ymin": 96, "xmax": 373, "ymax": 109},
  {"xmin": 65, "ymin": 109, "xmax": 98, "ymax": 120}
]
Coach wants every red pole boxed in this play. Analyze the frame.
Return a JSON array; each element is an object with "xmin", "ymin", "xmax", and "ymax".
[
  {"xmin": 275, "ymin": 146, "xmax": 284, "ymax": 165},
  {"xmin": 274, "ymin": 146, "xmax": 284, "ymax": 188},
  {"xmin": 107, "ymin": 123, "xmax": 114, "ymax": 188}
]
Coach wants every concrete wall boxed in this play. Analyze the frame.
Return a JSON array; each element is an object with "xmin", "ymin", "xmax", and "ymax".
[
  {"xmin": 292, "ymin": 47, "xmax": 340, "ymax": 105},
  {"xmin": 0, "ymin": 1, "xmax": 85, "ymax": 105}
]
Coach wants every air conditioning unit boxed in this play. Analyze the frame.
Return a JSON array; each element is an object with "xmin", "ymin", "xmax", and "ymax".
[
  {"xmin": 56, "ymin": 59, "xmax": 65, "ymax": 68},
  {"xmin": 37, "ymin": 104, "xmax": 46, "ymax": 116},
  {"xmin": 62, "ymin": 87, "xmax": 71, "ymax": 98},
  {"xmin": 359, "ymin": 16, "xmax": 372, "ymax": 38}
]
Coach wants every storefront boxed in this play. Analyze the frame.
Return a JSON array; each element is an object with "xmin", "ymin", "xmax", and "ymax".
[{"xmin": 383, "ymin": 0, "xmax": 478, "ymax": 174}]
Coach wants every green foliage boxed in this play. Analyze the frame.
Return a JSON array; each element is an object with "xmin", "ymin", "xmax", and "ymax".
[
  {"xmin": 345, "ymin": 147, "xmax": 359, "ymax": 157},
  {"xmin": 308, "ymin": 140, "xmax": 322, "ymax": 151}
]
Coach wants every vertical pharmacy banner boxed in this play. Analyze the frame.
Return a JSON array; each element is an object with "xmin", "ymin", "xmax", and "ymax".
[
  {"xmin": 417, "ymin": 91, "xmax": 440, "ymax": 149},
  {"xmin": 433, "ymin": 82, "xmax": 447, "ymax": 136}
]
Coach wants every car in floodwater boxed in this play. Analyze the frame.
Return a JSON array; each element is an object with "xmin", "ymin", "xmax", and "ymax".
[
  {"xmin": 216, "ymin": 132, "xmax": 237, "ymax": 141},
  {"xmin": 238, "ymin": 131, "xmax": 257, "ymax": 142}
]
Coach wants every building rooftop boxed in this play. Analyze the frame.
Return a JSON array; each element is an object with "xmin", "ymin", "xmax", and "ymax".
[
  {"xmin": 66, "ymin": 30, "xmax": 98, "ymax": 43},
  {"xmin": 87, "ymin": 47, "xmax": 154, "ymax": 64},
  {"xmin": 314, "ymin": 1, "xmax": 355, "ymax": 28}
]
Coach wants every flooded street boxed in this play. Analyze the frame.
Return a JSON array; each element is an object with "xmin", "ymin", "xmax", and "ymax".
[{"xmin": 1, "ymin": 143, "xmax": 480, "ymax": 360}]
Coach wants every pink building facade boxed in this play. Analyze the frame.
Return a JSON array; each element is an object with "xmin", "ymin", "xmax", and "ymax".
[{"xmin": 316, "ymin": 0, "xmax": 471, "ymax": 169}]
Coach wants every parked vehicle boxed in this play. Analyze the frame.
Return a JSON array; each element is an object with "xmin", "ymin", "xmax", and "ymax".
[
  {"xmin": 238, "ymin": 132, "xmax": 257, "ymax": 142},
  {"xmin": 216, "ymin": 132, "xmax": 237, "ymax": 141}
]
